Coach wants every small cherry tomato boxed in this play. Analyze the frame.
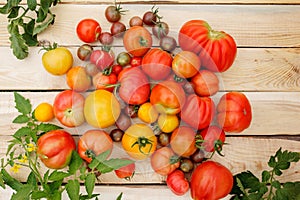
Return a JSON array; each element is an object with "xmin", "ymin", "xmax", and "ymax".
[
  {"xmin": 77, "ymin": 44, "xmax": 93, "ymax": 61},
  {"xmin": 111, "ymin": 21, "xmax": 126, "ymax": 37},
  {"xmin": 117, "ymin": 52, "xmax": 132, "ymax": 67},
  {"xmin": 157, "ymin": 114, "xmax": 179, "ymax": 133},
  {"xmin": 180, "ymin": 158, "xmax": 194, "ymax": 173},
  {"xmin": 114, "ymin": 158, "xmax": 135, "ymax": 180},
  {"xmin": 111, "ymin": 64, "xmax": 123, "ymax": 76},
  {"xmin": 166, "ymin": 170, "xmax": 189, "ymax": 196},
  {"xmin": 129, "ymin": 16, "xmax": 143, "ymax": 27},
  {"xmin": 137, "ymin": 102, "xmax": 159, "ymax": 124},
  {"xmin": 130, "ymin": 56, "xmax": 142, "ymax": 68},
  {"xmin": 99, "ymin": 32, "xmax": 114, "ymax": 45},
  {"xmin": 110, "ymin": 128, "xmax": 124, "ymax": 142},
  {"xmin": 92, "ymin": 70, "xmax": 118, "ymax": 92}
]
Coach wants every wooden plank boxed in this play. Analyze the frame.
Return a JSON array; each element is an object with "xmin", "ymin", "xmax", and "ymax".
[
  {"xmin": 1, "ymin": 0, "xmax": 300, "ymax": 5},
  {"xmin": 0, "ymin": 135, "xmax": 299, "ymax": 184},
  {"xmin": 1, "ymin": 5, "xmax": 300, "ymax": 47},
  {"xmin": 1, "ymin": 91, "xmax": 300, "ymax": 137},
  {"xmin": 1, "ymin": 47, "xmax": 300, "ymax": 92}
]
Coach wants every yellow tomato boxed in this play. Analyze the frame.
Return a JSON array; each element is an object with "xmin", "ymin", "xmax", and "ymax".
[
  {"xmin": 42, "ymin": 47, "xmax": 73, "ymax": 75},
  {"xmin": 122, "ymin": 123, "xmax": 157, "ymax": 160},
  {"xmin": 34, "ymin": 103, "xmax": 54, "ymax": 122},
  {"xmin": 84, "ymin": 90, "xmax": 121, "ymax": 128},
  {"xmin": 157, "ymin": 114, "xmax": 179, "ymax": 133},
  {"xmin": 137, "ymin": 102, "xmax": 159, "ymax": 124}
]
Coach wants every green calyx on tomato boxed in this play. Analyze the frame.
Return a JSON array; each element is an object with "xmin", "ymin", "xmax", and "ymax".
[
  {"xmin": 139, "ymin": 36, "xmax": 150, "ymax": 47},
  {"xmin": 131, "ymin": 136, "xmax": 154, "ymax": 155},
  {"xmin": 195, "ymin": 134, "xmax": 225, "ymax": 157},
  {"xmin": 208, "ymin": 29, "xmax": 226, "ymax": 40}
]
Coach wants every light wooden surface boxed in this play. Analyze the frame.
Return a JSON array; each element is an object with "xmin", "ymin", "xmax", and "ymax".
[{"xmin": 0, "ymin": 0, "xmax": 300, "ymax": 199}]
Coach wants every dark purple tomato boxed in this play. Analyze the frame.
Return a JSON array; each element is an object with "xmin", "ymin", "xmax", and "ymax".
[
  {"xmin": 159, "ymin": 36, "xmax": 177, "ymax": 52},
  {"xmin": 152, "ymin": 21, "xmax": 169, "ymax": 39},
  {"xmin": 110, "ymin": 21, "xmax": 126, "ymax": 37},
  {"xmin": 105, "ymin": 5, "xmax": 123, "ymax": 23},
  {"xmin": 110, "ymin": 128, "xmax": 124, "ymax": 142},
  {"xmin": 99, "ymin": 32, "xmax": 114, "ymax": 45},
  {"xmin": 77, "ymin": 44, "xmax": 93, "ymax": 61}
]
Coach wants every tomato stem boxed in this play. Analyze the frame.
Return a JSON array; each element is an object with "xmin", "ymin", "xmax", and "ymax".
[
  {"xmin": 131, "ymin": 136, "xmax": 153, "ymax": 155},
  {"xmin": 139, "ymin": 36, "xmax": 149, "ymax": 47}
]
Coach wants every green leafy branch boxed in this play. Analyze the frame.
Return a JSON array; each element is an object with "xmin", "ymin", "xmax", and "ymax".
[
  {"xmin": 0, "ymin": 92, "xmax": 131, "ymax": 199},
  {"xmin": 0, "ymin": 0, "xmax": 59, "ymax": 59},
  {"xmin": 230, "ymin": 148, "xmax": 300, "ymax": 200}
]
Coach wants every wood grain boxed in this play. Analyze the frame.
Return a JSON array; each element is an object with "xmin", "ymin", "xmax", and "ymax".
[
  {"xmin": 1, "ymin": 91, "xmax": 300, "ymax": 137},
  {"xmin": 1, "ymin": 5, "xmax": 300, "ymax": 47},
  {"xmin": 1, "ymin": 47, "xmax": 300, "ymax": 92}
]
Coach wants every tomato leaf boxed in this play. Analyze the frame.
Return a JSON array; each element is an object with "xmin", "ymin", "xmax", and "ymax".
[
  {"xmin": 116, "ymin": 192, "xmax": 123, "ymax": 200},
  {"xmin": 88, "ymin": 150, "xmax": 111, "ymax": 170},
  {"xmin": 85, "ymin": 173, "xmax": 96, "ymax": 198},
  {"xmin": 1, "ymin": 169, "xmax": 23, "ymax": 191},
  {"xmin": 9, "ymin": 28, "xmax": 29, "ymax": 59},
  {"xmin": 13, "ymin": 114, "xmax": 30, "ymax": 123},
  {"xmin": 13, "ymin": 127, "xmax": 32, "ymax": 138},
  {"xmin": 27, "ymin": 0, "xmax": 37, "ymax": 10},
  {"xmin": 11, "ymin": 184, "xmax": 32, "ymax": 200},
  {"xmin": 14, "ymin": 92, "xmax": 32, "ymax": 115},
  {"xmin": 48, "ymin": 171, "xmax": 70, "ymax": 181},
  {"xmin": 37, "ymin": 123, "xmax": 62, "ymax": 133},
  {"xmin": 33, "ymin": 14, "xmax": 55, "ymax": 35},
  {"xmin": 66, "ymin": 179, "xmax": 80, "ymax": 200},
  {"xmin": 31, "ymin": 191, "xmax": 48, "ymax": 199},
  {"xmin": 96, "ymin": 158, "xmax": 134, "ymax": 174},
  {"xmin": 68, "ymin": 151, "xmax": 83, "ymax": 175}
]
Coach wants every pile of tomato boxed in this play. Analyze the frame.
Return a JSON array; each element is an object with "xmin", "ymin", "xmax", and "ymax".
[{"xmin": 39, "ymin": 4, "xmax": 253, "ymax": 200}]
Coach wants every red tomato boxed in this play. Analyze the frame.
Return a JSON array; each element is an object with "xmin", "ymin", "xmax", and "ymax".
[
  {"xmin": 114, "ymin": 158, "xmax": 136, "ymax": 180},
  {"xmin": 179, "ymin": 20, "xmax": 237, "ymax": 72},
  {"xmin": 191, "ymin": 70, "xmax": 219, "ymax": 97},
  {"xmin": 141, "ymin": 48, "xmax": 173, "ymax": 80},
  {"xmin": 150, "ymin": 147, "xmax": 180, "ymax": 176},
  {"xmin": 181, "ymin": 94, "xmax": 215, "ymax": 130},
  {"xmin": 190, "ymin": 161, "xmax": 233, "ymax": 200},
  {"xmin": 216, "ymin": 92, "xmax": 252, "ymax": 133},
  {"xmin": 130, "ymin": 56, "xmax": 142, "ymax": 68},
  {"xmin": 112, "ymin": 64, "xmax": 123, "ymax": 76},
  {"xmin": 118, "ymin": 67, "xmax": 150, "ymax": 105},
  {"xmin": 53, "ymin": 90, "xmax": 85, "ymax": 127},
  {"xmin": 76, "ymin": 19, "xmax": 101, "ymax": 43},
  {"xmin": 172, "ymin": 51, "xmax": 200, "ymax": 78},
  {"xmin": 166, "ymin": 170, "xmax": 189, "ymax": 196},
  {"xmin": 37, "ymin": 130, "xmax": 76, "ymax": 169},
  {"xmin": 199, "ymin": 126, "xmax": 225, "ymax": 154},
  {"xmin": 150, "ymin": 80, "xmax": 186, "ymax": 115},
  {"xmin": 123, "ymin": 26, "xmax": 152, "ymax": 57},
  {"xmin": 90, "ymin": 50, "xmax": 114, "ymax": 71},
  {"xmin": 170, "ymin": 126, "xmax": 197, "ymax": 158},
  {"xmin": 77, "ymin": 130, "xmax": 113, "ymax": 163},
  {"xmin": 92, "ymin": 71, "xmax": 118, "ymax": 92}
]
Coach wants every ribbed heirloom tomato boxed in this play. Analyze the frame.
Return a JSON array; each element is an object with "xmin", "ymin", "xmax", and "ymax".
[
  {"xmin": 122, "ymin": 123, "xmax": 157, "ymax": 160},
  {"xmin": 179, "ymin": 19, "xmax": 237, "ymax": 72},
  {"xmin": 37, "ymin": 130, "xmax": 76, "ymax": 169},
  {"xmin": 216, "ymin": 92, "xmax": 252, "ymax": 133}
]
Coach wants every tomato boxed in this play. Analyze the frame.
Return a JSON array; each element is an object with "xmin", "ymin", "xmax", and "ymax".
[
  {"xmin": 130, "ymin": 56, "xmax": 142, "ymax": 68},
  {"xmin": 178, "ymin": 20, "xmax": 237, "ymax": 72},
  {"xmin": 123, "ymin": 26, "xmax": 152, "ymax": 57},
  {"xmin": 199, "ymin": 126, "xmax": 225, "ymax": 154},
  {"xmin": 141, "ymin": 48, "xmax": 173, "ymax": 80},
  {"xmin": 129, "ymin": 16, "xmax": 143, "ymax": 27},
  {"xmin": 114, "ymin": 158, "xmax": 135, "ymax": 180},
  {"xmin": 180, "ymin": 94, "xmax": 215, "ymax": 130},
  {"xmin": 99, "ymin": 32, "xmax": 114, "ymax": 45},
  {"xmin": 216, "ymin": 92, "xmax": 252, "ymax": 133},
  {"xmin": 90, "ymin": 49, "xmax": 114, "ymax": 71},
  {"xmin": 157, "ymin": 114, "xmax": 179, "ymax": 133},
  {"xmin": 78, "ymin": 130, "xmax": 113, "ymax": 163},
  {"xmin": 150, "ymin": 147, "xmax": 180, "ymax": 176},
  {"xmin": 166, "ymin": 170, "xmax": 189, "ymax": 196},
  {"xmin": 76, "ymin": 18, "xmax": 101, "ymax": 43},
  {"xmin": 170, "ymin": 126, "xmax": 197, "ymax": 158},
  {"xmin": 85, "ymin": 63, "xmax": 100, "ymax": 77},
  {"xmin": 84, "ymin": 90, "xmax": 121, "ymax": 128},
  {"xmin": 191, "ymin": 70, "xmax": 219, "ymax": 97},
  {"xmin": 150, "ymin": 80, "xmax": 186, "ymax": 115},
  {"xmin": 152, "ymin": 21, "xmax": 169, "ymax": 39},
  {"xmin": 105, "ymin": 5, "xmax": 123, "ymax": 23},
  {"xmin": 92, "ymin": 71, "xmax": 117, "ymax": 92},
  {"xmin": 53, "ymin": 90, "xmax": 85, "ymax": 127},
  {"xmin": 111, "ymin": 64, "xmax": 123, "ymax": 76},
  {"xmin": 190, "ymin": 161, "xmax": 233, "ymax": 200},
  {"xmin": 37, "ymin": 130, "xmax": 76, "ymax": 169},
  {"xmin": 77, "ymin": 44, "xmax": 93, "ymax": 61},
  {"xmin": 160, "ymin": 35, "xmax": 177, "ymax": 53},
  {"xmin": 180, "ymin": 158, "xmax": 194, "ymax": 173},
  {"xmin": 172, "ymin": 51, "xmax": 200, "ymax": 78},
  {"xmin": 66, "ymin": 66, "xmax": 91, "ymax": 92},
  {"xmin": 118, "ymin": 67, "xmax": 150, "ymax": 105},
  {"xmin": 142, "ymin": 7, "xmax": 158, "ymax": 26},
  {"xmin": 137, "ymin": 102, "xmax": 159, "ymax": 124},
  {"xmin": 122, "ymin": 123, "xmax": 157, "ymax": 160},
  {"xmin": 42, "ymin": 46, "xmax": 73, "ymax": 76},
  {"xmin": 110, "ymin": 128, "xmax": 124, "ymax": 142},
  {"xmin": 117, "ymin": 52, "xmax": 132, "ymax": 67}
]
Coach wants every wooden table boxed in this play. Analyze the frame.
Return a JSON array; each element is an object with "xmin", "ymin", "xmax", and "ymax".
[{"xmin": 0, "ymin": 0, "xmax": 300, "ymax": 199}]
